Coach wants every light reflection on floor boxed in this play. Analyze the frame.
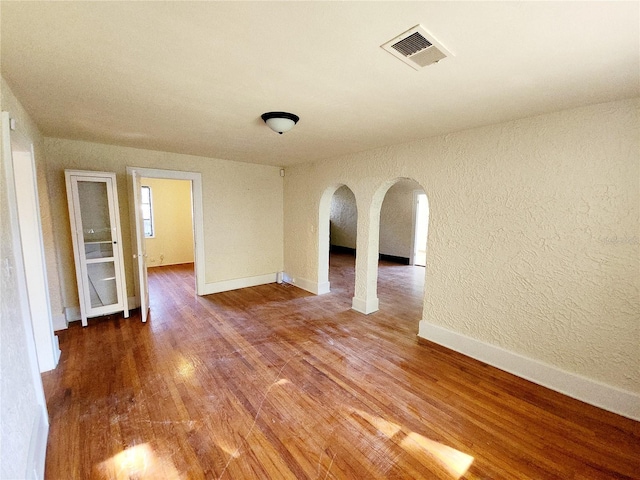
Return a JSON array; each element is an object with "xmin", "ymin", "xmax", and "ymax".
[
  {"xmin": 95, "ymin": 443, "xmax": 182, "ymax": 480},
  {"xmin": 353, "ymin": 409, "xmax": 474, "ymax": 479}
]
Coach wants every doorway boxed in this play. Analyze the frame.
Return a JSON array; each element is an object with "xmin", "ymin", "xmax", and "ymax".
[
  {"xmin": 127, "ymin": 167, "xmax": 204, "ymax": 322},
  {"xmin": 143, "ymin": 178, "xmax": 195, "ymax": 314},
  {"xmin": 4, "ymin": 113, "xmax": 60, "ymax": 372},
  {"xmin": 413, "ymin": 192, "xmax": 428, "ymax": 266},
  {"xmin": 376, "ymin": 179, "xmax": 429, "ymax": 319},
  {"xmin": 328, "ymin": 185, "xmax": 357, "ymax": 299},
  {"xmin": 141, "ymin": 178, "xmax": 194, "ymax": 269}
]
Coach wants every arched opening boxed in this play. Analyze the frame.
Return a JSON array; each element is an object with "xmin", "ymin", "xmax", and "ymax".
[
  {"xmin": 375, "ymin": 178, "xmax": 429, "ymax": 320},
  {"xmin": 318, "ymin": 184, "xmax": 357, "ymax": 299}
]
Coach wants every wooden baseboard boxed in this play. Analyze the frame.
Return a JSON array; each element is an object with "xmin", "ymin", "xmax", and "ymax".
[
  {"xmin": 329, "ymin": 247, "xmax": 410, "ymax": 265},
  {"xmin": 378, "ymin": 253, "xmax": 410, "ymax": 265},
  {"xmin": 329, "ymin": 245, "xmax": 356, "ymax": 256}
]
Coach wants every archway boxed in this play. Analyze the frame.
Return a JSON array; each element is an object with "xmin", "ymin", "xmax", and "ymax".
[
  {"xmin": 318, "ymin": 184, "xmax": 357, "ymax": 297},
  {"xmin": 370, "ymin": 177, "xmax": 430, "ymax": 318}
]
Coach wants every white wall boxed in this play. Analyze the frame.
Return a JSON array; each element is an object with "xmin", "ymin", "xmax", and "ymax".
[
  {"xmin": 44, "ymin": 138, "xmax": 284, "ymax": 314},
  {"xmin": 2, "ymin": 78, "xmax": 65, "ymax": 330},
  {"xmin": 1, "ymin": 79, "xmax": 48, "ymax": 480},
  {"xmin": 143, "ymin": 178, "xmax": 194, "ymax": 267},
  {"xmin": 379, "ymin": 179, "xmax": 419, "ymax": 259},
  {"xmin": 329, "ymin": 186, "xmax": 357, "ymax": 249},
  {"xmin": 283, "ymin": 98, "xmax": 639, "ymax": 416}
]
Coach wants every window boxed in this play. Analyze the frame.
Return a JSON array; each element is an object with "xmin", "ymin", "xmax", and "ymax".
[{"xmin": 141, "ymin": 185, "xmax": 154, "ymax": 238}]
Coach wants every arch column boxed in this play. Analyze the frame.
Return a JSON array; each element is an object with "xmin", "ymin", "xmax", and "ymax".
[{"xmin": 351, "ymin": 200, "xmax": 380, "ymax": 314}]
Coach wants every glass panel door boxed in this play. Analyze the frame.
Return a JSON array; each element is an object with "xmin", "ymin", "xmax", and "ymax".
[
  {"xmin": 66, "ymin": 170, "xmax": 129, "ymax": 326},
  {"xmin": 86, "ymin": 262, "xmax": 118, "ymax": 308},
  {"xmin": 73, "ymin": 177, "xmax": 123, "ymax": 313}
]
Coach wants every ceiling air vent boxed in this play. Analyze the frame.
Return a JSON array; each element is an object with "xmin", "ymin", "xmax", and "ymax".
[{"xmin": 381, "ymin": 25, "xmax": 453, "ymax": 71}]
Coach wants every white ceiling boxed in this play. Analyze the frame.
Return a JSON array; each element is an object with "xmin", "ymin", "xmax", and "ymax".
[{"xmin": 2, "ymin": 1, "xmax": 638, "ymax": 167}]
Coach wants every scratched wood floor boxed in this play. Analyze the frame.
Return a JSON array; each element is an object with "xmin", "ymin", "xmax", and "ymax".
[{"xmin": 43, "ymin": 253, "xmax": 639, "ymax": 479}]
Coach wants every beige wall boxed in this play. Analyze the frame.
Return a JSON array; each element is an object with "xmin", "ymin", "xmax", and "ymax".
[
  {"xmin": 44, "ymin": 138, "xmax": 284, "ymax": 311},
  {"xmin": 379, "ymin": 179, "xmax": 421, "ymax": 259},
  {"xmin": 284, "ymin": 98, "xmax": 640, "ymax": 396},
  {"xmin": 143, "ymin": 178, "xmax": 194, "ymax": 266},
  {"xmin": 329, "ymin": 186, "xmax": 357, "ymax": 249}
]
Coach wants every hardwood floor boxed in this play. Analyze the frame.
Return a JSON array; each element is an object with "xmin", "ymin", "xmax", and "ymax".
[{"xmin": 42, "ymin": 254, "xmax": 640, "ymax": 479}]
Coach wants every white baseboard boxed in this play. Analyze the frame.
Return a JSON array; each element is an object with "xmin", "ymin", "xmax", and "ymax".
[
  {"xmin": 418, "ymin": 321, "xmax": 640, "ymax": 421},
  {"xmin": 317, "ymin": 281, "xmax": 330, "ymax": 295},
  {"xmin": 272, "ymin": 273, "xmax": 331, "ymax": 295},
  {"xmin": 25, "ymin": 407, "xmax": 48, "ymax": 480},
  {"xmin": 53, "ymin": 336, "xmax": 61, "ymax": 366},
  {"xmin": 281, "ymin": 273, "xmax": 320, "ymax": 294},
  {"xmin": 65, "ymin": 296, "xmax": 139, "ymax": 323},
  {"xmin": 202, "ymin": 273, "xmax": 277, "ymax": 295},
  {"xmin": 352, "ymin": 296, "xmax": 379, "ymax": 315},
  {"xmin": 64, "ymin": 305, "xmax": 80, "ymax": 323},
  {"xmin": 51, "ymin": 313, "xmax": 67, "ymax": 331}
]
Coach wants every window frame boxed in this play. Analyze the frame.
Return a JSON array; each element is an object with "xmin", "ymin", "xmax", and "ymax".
[{"xmin": 141, "ymin": 185, "xmax": 155, "ymax": 238}]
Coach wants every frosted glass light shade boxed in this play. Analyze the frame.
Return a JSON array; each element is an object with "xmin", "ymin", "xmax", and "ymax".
[{"xmin": 261, "ymin": 112, "xmax": 299, "ymax": 134}]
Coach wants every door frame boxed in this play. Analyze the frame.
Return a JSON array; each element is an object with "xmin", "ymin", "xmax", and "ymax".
[
  {"xmin": 126, "ymin": 167, "xmax": 205, "ymax": 301},
  {"xmin": 3, "ymin": 111, "xmax": 60, "ymax": 372},
  {"xmin": 412, "ymin": 190, "xmax": 428, "ymax": 267}
]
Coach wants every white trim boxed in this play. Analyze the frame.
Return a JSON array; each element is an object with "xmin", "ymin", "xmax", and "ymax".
[
  {"xmin": 12, "ymin": 139, "xmax": 60, "ymax": 371},
  {"xmin": 418, "ymin": 321, "xmax": 640, "ymax": 421},
  {"xmin": 410, "ymin": 189, "xmax": 419, "ymax": 266},
  {"xmin": 281, "ymin": 273, "xmax": 325, "ymax": 295},
  {"xmin": 202, "ymin": 273, "xmax": 277, "ymax": 295},
  {"xmin": 127, "ymin": 168, "xmax": 150, "ymax": 323},
  {"xmin": 2, "ymin": 111, "xmax": 49, "ymax": 414},
  {"xmin": 25, "ymin": 406, "xmax": 48, "ymax": 480},
  {"xmin": 64, "ymin": 306, "xmax": 81, "ymax": 323},
  {"xmin": 351, "ymin": 296, "xmax": 379, "ymax": 314},
  {"xmin": 125, "ymin": 167, "xmax": 205, "ymax": 296},
  {"xmin": 317, "ymin": 281, "xmax": 330, "ymax": 295},
  {"xmin": 53, "ymin": 336, "xmax": 61, "ymax": 365},
  {"xmin": 51, "ymin": 313, "xmax": 67, "ymax": 331}
]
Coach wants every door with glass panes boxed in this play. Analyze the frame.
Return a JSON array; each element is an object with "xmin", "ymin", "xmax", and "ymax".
[{"xmin": 65, "ymin": 171, "xmax": 128, "ymax": 326}]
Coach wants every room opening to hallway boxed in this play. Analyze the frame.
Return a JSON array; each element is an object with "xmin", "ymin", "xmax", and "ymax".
[
  {"xmin": 376, "ymin": 179, "xmax": 429, "ymax": 319},
  {"xmin": 327, "ymin": 185, "xmax": 357, "ymax": 299},
  {"xmin": 140, "ymin": 176, "xmax": 196, "ymax": 321}
]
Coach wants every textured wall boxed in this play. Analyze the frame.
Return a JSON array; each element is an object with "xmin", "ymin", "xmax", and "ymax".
[
  {"xmin": 2, "ymin": 78, "xmax": 64, "ymax": 324},
  {"xmin": 379, "ymin": 179, "xmax": 421, "ymax": 259},
  {"xmin": 330, "ymin": 186, "xmax": 357, "ymax": 249},
  {"xmin": 44, "ymin": 138, "xmax": 283, "ymax": 310},
  {"xmin": 143, "ymin": 178, "xmax": 194, "ymax": 266},
  {"xmin": 284, "ymin": 98, "xmax": 640, "ymax": 394},
  {"xmin": 1, "ymin": 80, "xmax": 45, "ymax": 480}
]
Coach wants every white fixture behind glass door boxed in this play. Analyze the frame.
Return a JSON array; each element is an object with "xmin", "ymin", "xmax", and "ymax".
[{"xmin": 65, "ymin": 170, "xmax": 128, "ymax": 326}]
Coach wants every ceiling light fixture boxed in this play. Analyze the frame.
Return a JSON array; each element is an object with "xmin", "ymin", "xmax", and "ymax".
[{"xmin": 261, "ymin": 112, "xmax": 299, "ymax": 134}]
